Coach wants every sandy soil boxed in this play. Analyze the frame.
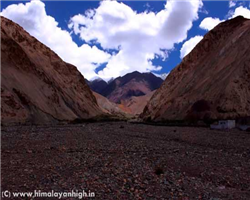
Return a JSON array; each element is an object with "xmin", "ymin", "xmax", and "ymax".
[{"xmin": 1, "ymin": 122, "xmax": 250, "ymax": 200}]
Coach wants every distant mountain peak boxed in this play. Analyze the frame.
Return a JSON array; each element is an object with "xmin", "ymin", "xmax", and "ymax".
[
  {"xmin": 87, "ymin": 71, "xmax": 164, "ymax": 103},
  {"xmin": 107, "ymin": 77, "xmax": 115, "ymax": 84},
  {"xmin": 100, "ymin": 71, "xmax": 164, "ymax": 103},
  {"xmin": 89, "ymin": 76, "xmax": 106, "ymax": 83}
]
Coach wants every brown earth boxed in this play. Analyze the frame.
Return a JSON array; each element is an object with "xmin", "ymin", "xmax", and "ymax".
[
  {"xmin": 1, "ymin": 122, "xmax": 250, "ymax": 199},
  {"xmin": 1, "ymin": 16, "xmax": 103, "ymax": 125},
  {"xmin": 142, "ymin": 16, "xmax": 250, "ymax": 122},
  {"xmin": 93, "ymin": 87, "xmax": 155, "ymax": 117},
  {"xmin": 119, "ymin": 91, "xmax": 155, "ymax": 116},
  {"xmin": 93, "ymin": 92, "xmax": 130, "ymax": 118}
]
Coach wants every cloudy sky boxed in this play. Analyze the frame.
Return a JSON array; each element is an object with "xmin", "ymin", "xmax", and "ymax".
[{"xmin": 1, "ymin": 0, "xmax": 250, "ymax": 80}]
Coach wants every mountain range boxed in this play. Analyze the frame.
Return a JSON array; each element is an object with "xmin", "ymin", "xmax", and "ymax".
[
  {"xmin": 87, "ymin": 71, "xmax": 163, "ymax": 103},
  {"xmin": 86, "ymin": 71, "xmax": 163, "ymax": 115},
  {"xmin": 1, "ymin": 15, "xmax": 250, "ymax": 125}
]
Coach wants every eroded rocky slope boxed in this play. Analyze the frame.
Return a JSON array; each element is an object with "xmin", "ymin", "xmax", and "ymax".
[
  {"xmin": 142, "ymin": 16, "xmax": 250, "ymax": 122},
  {"xmin": 1, "ymin": 17, "xmax": 103, "ymax": 125}
]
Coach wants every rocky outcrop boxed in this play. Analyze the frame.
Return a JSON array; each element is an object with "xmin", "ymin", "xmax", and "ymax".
[
  {"xmin": 142, "ymin": 16, "xmax": 250, "ymax": 122},
  {"xmin": 1, "ymin": 16, "xmax": 103, "ymax": 125}
]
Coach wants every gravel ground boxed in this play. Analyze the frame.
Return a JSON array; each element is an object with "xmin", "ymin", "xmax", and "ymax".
[{"xmin": 1, "ymin": 122, "xmax": 250, "ymax": 200}]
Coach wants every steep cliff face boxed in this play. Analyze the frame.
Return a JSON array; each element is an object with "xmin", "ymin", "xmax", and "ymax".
[
  {"xmin": 1, "ymin": 17, "xmax": 103, "ymax": 125},
  {"xmin": 142, "ymin": 16, "xmax": 250, "ymax": 122}
]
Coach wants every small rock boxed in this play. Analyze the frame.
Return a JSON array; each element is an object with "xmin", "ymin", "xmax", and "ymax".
[{"xmin": 218, "ymin": 186, "xmax": 225, "ymax": 190}]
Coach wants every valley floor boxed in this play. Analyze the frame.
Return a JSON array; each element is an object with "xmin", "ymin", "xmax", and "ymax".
[{"xmin": 1, "ymin": 122, "xmax": 250, "ymax": 200}]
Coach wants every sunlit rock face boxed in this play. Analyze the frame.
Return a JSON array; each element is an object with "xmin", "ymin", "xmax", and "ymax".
[
  {"xmin": 142, "ymin": 16, "xmax": 250, "ymax": 122},
  {"xmin": 1, "ymin": 17, "xmax": 103, "ymax": 125}
]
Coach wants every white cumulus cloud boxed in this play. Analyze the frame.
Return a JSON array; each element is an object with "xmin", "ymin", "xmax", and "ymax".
[
  {"xmin": 231, "ymin": 6, "xmax": 250, "ymax": 18},
  {"xmin": 180, "ymin": 36, "xmax": 203, "ymax": 58},
  {"xmin": 1, "ymin": 0, "xmax": 203, "ymax": 80},
  {"xmin": 69, "ymin": 0, "xmax": 203, "ymax": 79},
  {"xmin": 199, "ymin": 17, "xmax": 223, "ymax": 31},
  {"xmin": 0, "ymin": 0, "xmax": 111, "ymax": 79},
  {"xmin": 200, "ymin": 5, "xmax": 250, "ymax": 32}
]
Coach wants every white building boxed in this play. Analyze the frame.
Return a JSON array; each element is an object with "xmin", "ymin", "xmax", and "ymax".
[{"xmin": 210, "ymin": 120, "xmax": 236, "ymax": 130}]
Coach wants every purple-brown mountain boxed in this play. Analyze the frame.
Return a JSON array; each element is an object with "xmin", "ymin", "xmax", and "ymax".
[
  {"xmin": 88, "ymin": 71, "xmax": 163, "ymax": 104},
  {"xmin": 142, "ymin": 16, "xmax": 250, "ymax": 122},
  {"xmin": 1, "ymin": 16, "xmax": 103, "ymax": 125},
  {"xmin": 87, "ymin": 78, "xmax": 108, "ymax": 94}
]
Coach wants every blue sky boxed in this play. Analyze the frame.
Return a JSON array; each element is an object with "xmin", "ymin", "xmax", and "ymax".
[{"xmin": 1, "ymin": 0, "xmax": 250, "ymax": 80}]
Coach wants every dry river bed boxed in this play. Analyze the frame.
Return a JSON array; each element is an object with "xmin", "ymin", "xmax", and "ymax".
[{"xmin": 1, "ymin": 122, "xmax": 250, "ymax": 200}]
